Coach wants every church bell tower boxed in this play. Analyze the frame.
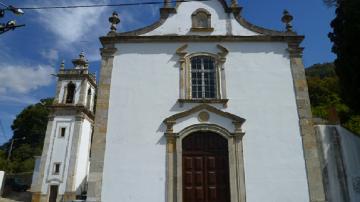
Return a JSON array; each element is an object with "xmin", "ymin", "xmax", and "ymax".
[{"xmin": 31, "ymin": 52, "xmax": 96, "ymax": 202}]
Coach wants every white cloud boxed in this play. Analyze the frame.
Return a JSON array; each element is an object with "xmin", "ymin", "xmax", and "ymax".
[
  {"xmin": 21, "ymin": 0, "xmax": 161, "ymax": 64},
  {"xmin": 35, "ymin": 0, "xmax": 109, "ymax": 46},
  {"xmin": 0, "ymin": 64, "xmax": 55, "ymax": 94},
  {"xmin": 41, "ymin": 49, "xmax": 59, "ymax": 63},
  {"xmin": 0, "ymin": 94, "xmax": 38, "ymax": 105},
  {"xmin": 27, "ymin": 0, "xmax": 113, "ymax": 62}
]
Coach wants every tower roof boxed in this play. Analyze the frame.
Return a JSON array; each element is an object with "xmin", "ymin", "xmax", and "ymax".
[
  {"xmin": 56, "ymin": 52, "xmax": 96, "ymax": 86},
  {"xmin": 72, "ymin": 51, "xmax": 89, "ymax": 69}
]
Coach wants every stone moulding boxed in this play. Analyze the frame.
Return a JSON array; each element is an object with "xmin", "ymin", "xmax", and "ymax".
[
  {"xmin": 49, "ymin": 104, "xmax": 95, "ymax": 121},
  {"xmin": 100, "ymin": 35, "xmax": 304, "ymax": 44},
  {"xmin": 164, "ymin": 103, "xmax": 245, "ymax": 126},
  {"xmin": 178, "ymin": 98, "xmax": 229, "ymax": 107},
  {"xmin": 190, "ymin": 27, "xmax": 215, "ymax": 32}
]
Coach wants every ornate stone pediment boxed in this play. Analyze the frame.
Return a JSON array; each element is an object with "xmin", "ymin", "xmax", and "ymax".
[{"xmin": 163, "ymin": 104, "xmax": 245, "ymax": 134}]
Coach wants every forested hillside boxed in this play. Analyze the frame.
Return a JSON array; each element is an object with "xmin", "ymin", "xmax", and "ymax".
[{"xmin": 306, "ymin": 63, "xmax": 360, "ymax": 134}]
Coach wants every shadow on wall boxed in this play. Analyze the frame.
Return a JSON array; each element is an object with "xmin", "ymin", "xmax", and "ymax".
[
  {"xmin": 75, "ymin": 176, "xmax": 88, "ymax": 200},
  {"xmin": 115, "ymin": 42, "xmax": 287, "ymax": 59}
]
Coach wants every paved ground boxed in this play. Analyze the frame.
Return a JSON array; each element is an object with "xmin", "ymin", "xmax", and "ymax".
[{"xmin": 0, "ymin": 198, "xmax": 21, "ymax": 202}]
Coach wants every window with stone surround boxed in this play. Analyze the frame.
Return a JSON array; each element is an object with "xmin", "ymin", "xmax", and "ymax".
[
  {"xmin": 65, "ymin": 82, "xmax": 76, "ymax": 104},
  {"xmin": 177, "ymin": 45, "xmax": 229, "ymax": 106},
  {"xmin": 53, "ymin": 163, "xmax": 61, "ymax": 175},
  {"xmin": 86, "ymin": 88, "xmax": 92, "ymax": 109},
  {"xmin": 59, "ymin": 127, "xmax": 66, "ymax": 138},
  {"xmin": 191, "ymin": 9, "xmax": 213, "ymax": 32}
]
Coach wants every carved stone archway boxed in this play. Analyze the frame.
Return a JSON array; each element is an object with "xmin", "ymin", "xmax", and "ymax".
[{"xmin": 163, "ymin": 104, "xmax": 246, "ymax": 202}]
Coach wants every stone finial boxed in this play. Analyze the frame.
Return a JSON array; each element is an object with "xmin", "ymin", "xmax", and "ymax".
[
  {"xmin": 164, "ymin": 0, "xmax": 172, "ymax": 8},
  {"xmin": 60, "ymin": 60, "xmax": 65, "ymax": 70},
  {"xmin": 281, "ymin": 10, "xmax": 294, "ymax": 32},
  {"xmin": 72, "ymin": 51, "xmax": 89, "ymax": 69},
  {"xmin": 230, "ymin": 0, "xmax": 241, "ymax": 15},
  {"xmin": 108, "ymin": 11, "xmax": 120, "ymax": 33},
  {"xmin": 160, "ymin": 0, "xmax": 176, "ymax": 18},
  {"xmin": 231, "ymin": 0, "xmax": 239, "ymax": 7}
]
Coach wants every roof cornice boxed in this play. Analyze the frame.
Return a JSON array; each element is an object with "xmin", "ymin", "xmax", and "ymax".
[{"xmin": 100, "ymin": 35, "xmax": 304, "ymax": 45}]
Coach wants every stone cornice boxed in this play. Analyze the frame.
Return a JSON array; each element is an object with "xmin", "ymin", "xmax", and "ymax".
[
  {"xmin": 48, "ymin": 104, "xmax": 95, "ymax": 121},
  {"xmin": 100, "ymin": 46, "xmax": 117, "ymax": 57},
  {"xmin": 112, "ymin": 15, "xmax": 167, "ymax": 37},
  {"xmin": 178, "ymin": 99, "xmax": 229, "ymax": 107},
  {"xmin": 100, "ymin": 35, "xmax": 304, "ymax": 45},
  {"xmin": 234, "ymin": 14, "xmax": 298, "ymax": 36},
  {"xmin": 58, "ymin": 73, "xmax": 97, "ymax": 87},
  {"xmin": 287, "ymin": 38, "xmax": 305, "ymax": 57}
]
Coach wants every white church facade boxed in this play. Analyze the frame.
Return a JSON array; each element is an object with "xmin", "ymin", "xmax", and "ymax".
[{"xmin": 31, "ymin": 0, "xmax": 327, "ymax": 202}]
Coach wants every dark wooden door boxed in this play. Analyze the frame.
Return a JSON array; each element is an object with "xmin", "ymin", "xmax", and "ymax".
[
  {"xmin": 49, "ymin": 185, "xmax": 58, "ymax": 202},
  {"xmin": 183, "ymin": 132, "xmax": 230, "ymax": 202}
]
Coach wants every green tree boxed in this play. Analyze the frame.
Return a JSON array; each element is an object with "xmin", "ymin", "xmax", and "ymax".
[
  {"xmin": 306, "ymin": 63, "xmax": 359, "ymax": 135},
  {"xmin": 306, "ymin": 63, "xmax": 348, "ymax": 119},
  {"xmin": 0, "ymin": 98, "xmax": 53, "ymax": 173},
  {"xmin": 328, "ymin": 0, "xmax": 360, "ymax": 114}
]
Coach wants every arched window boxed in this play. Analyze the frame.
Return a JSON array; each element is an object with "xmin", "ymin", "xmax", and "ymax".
[
  {"xmin": 66, "ymin": 82, "xmax": 76, "ymax": 104},
  {"xmin": 190, "ymin": 56, "xmax": 217, "ymax": 99},
  {"xmin": 86, "ymin": 88, "xmax": 92, "ymax": 109},
  {"xmin": 177, "ymin": 44, "xmax": 228, "ymax": 106},
  {"xmin": 191, "ymin": 9, "xmax": 212, "ymax": 31}
]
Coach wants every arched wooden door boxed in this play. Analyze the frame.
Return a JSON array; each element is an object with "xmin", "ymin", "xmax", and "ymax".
[{"xmin": 182, "ymin": 132, "xmax": 230, "ymax": 202}]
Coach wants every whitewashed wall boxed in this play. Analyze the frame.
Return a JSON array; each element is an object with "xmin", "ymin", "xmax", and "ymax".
[
  {"xmin": 85, "ymin": 82, "xmax": 96, "ymax": 112},
  {"xmin": 41, "ymin": 116, "xmax": 75, "ymax": 195},
  {"xmin": 101, "ymin": 41, "xmax": 309, "ymax": 202},
  {"xmin": 74, "ymin": 119, "xmax": 92, "ymax": 194},
  {"xmin": 317, "ymin": 125, "xmax": 360, "ymax": 202},
  {"xmin": 143, "ymin": 0, "xmax": 259, "ymax": 36},
  {"xmin": 31, "ymin": 156, "xmax": 41, "ymax": 190},
  {"xmin": 0, "ymin": 171, "xmax": 5, "ymax": 195}
]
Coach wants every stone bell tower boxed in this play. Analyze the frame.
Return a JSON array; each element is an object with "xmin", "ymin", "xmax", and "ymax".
[{"xmin": 31, "ymin": 52, "xmax": 96, "ymax": 202}]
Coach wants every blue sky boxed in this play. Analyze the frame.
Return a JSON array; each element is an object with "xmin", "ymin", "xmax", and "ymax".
[{"xmin": 0, "ymin": 0, "xmax": 335, "ymax": 143}]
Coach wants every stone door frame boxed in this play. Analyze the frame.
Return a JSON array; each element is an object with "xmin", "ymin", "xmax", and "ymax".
[
  {"xmin": 178, "ymin": 124, "xmax": 245, "ymax": 202},
  {"xmin": 163, "ymin": 104, "xmax": 246, "ymax": 202}
]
